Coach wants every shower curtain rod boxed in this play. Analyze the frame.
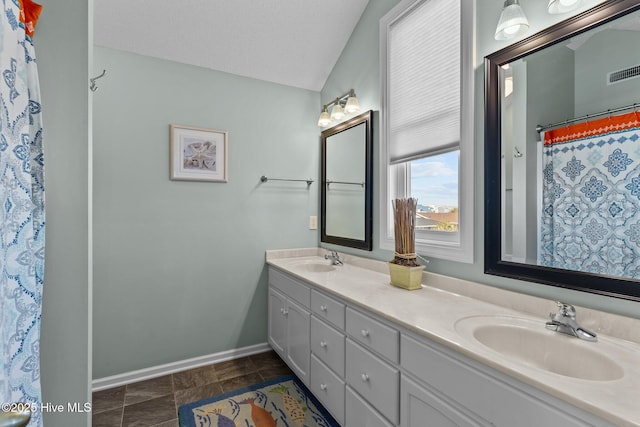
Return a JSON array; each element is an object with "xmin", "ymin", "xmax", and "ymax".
[{"xmin": 536, "ymin": 101, "xmax": 639, "ymax": 133}]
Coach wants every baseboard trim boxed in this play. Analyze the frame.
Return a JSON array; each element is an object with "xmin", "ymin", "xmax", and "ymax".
[{"xmin": 92, "ymin": 342, "xmax": 272, "ymax": 392}]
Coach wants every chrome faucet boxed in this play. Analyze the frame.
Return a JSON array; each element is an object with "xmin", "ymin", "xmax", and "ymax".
[
  {"xmin": 324, "ymin": 250, "xmax": 343, "ymax": 265},
  {"xmin": 545, "ymin": 302, "xmax": 597, "ymax": 341}
]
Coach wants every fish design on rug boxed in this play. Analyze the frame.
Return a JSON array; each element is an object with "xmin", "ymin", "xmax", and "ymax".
[
  {"xmin": 211, "ymin": 408, "xmax": 236, "ymax": 427},
  {"xmin": 193, "ymin": 400, "xmax": 240, "ymax": 427},
  {"xmin": 269, "ymin": 384, "xmax": 307, "ymax": 427},
  {"xmin": 238, "ymin": 392, "xmax": 276, "ymax": 427}
]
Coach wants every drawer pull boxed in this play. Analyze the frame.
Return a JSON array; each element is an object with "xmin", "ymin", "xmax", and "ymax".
[
  {"xmin": 320, "ymin": 383, "xmax": 327, "ymax": 391},
  {"xmin": 320, "ymin": 340, "xmax": 327, "ymax": 348},
  {"xmin": 361, "ymin": 329, "xmax": 370, "ymax": 338},
  {"xmin": 320, "ymin": 304, "xmax": 328, "ymax": 312},
  {"xmin": 361, "ymin": 373, "xmax": 370, "ymax": 382}
]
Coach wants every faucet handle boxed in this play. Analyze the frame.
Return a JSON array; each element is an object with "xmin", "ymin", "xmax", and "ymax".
[
  {"xmin": 550, "ymin": 301, "xmax": 576, "ymax": 320},
  {"xmin": 557, "ymin": 301, "xmax": 576, "ymax": 318}
]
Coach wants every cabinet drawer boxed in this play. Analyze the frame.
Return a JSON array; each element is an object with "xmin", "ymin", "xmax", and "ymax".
[
  {"xmin": 346, "ymin": 307, "xmax": 398, "ymax": 363},
  {"xmin": 269, "ymin": 268, "xmax": 310, "ymax": 308},
  {"xmin": 310, "ymin": 355, "xmax": 345, "ymax": 425},
  {"xmin": 345, "ymin": 339, "xmax": 399, "ymax": 424},
  {"xmin": 345, "ymin": 386, "xmax": 394, "ymax": 427},
  {"xmin": 311, "ymin": 316, "xmax": 345, "ymax": 377},
  {"xmin": 311, "ymin": 290, "xmax": 345, "ymax": 330}
]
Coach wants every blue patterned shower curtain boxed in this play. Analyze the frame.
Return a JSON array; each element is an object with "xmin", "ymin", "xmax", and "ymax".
[
  {"xmin": 0, "ymin": 0, "xmax": 45, "ymax": 425},
  {"xmin": 540, "ymin": 112, "xmax": 640, "ymax": 278}
]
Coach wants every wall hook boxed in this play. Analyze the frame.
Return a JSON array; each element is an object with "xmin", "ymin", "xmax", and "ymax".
[{"xmin": 90, "ymin": 69, "xmax": 106, "ymax": 92}]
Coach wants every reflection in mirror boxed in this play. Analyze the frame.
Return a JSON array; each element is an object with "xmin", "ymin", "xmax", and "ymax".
[
  {"xmin": 485, "ymin": 1, "xmax": 640, "ymax": 301},
  {"xmin": 321, "ymin": 110, "xmax": 373, "ymax": 250}
]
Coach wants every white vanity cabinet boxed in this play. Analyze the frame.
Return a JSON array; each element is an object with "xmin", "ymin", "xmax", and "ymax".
[
  {"xmin": 268, "ymin": 268, "xmax": 311, "ymax": 385},
  {"xmin": 400, "ymin": 333, "xmax": 617, "ymax": 427},
  {"xmin": 267, "ymin": 265, "xmax": 617, "ymax": 427}
]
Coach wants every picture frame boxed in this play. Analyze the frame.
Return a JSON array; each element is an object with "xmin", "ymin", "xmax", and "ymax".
[{"xmin": 170, "ymin": 124, "xmax": 228, "ymax": 182}]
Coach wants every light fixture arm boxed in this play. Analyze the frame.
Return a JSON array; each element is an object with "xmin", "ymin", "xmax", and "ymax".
[{"xmin": 321, "ymin": 89, "xmax": 356, "ymax": 112}]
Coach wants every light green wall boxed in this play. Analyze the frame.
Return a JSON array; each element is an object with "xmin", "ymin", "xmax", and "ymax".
[
  {"xmin": 574, "ymin": 29, "xmax": 640, "ymax": 116},
  {"xmin": 37, "ymin": 0, "xmax": 91, "ymax": 425},
  {"xmin": 92, "ymin": 48, "xmax": 320, "ymax": 378},
  {"xmin": 320, "ymin": 0, "xmax": 400, "ymax": 257},
  {"xmin": 322, "ymin": 0, "xmax": 639, "ymax": 319}
]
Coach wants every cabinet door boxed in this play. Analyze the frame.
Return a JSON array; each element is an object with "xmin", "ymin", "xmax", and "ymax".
[
  {"xmin": 268, "ymin": 288, "xmax": 287, "ymax": 358},
  {"xmin": 345, "ymin": 386, "xmax": 393, "ymax": 427},
  {"xmin": 286, "ymin": 298, "xmax": 310, "ymax": 385},
  {"xmin": 401, "ymin": 375, "xmax": 489, "ymax": 427}
]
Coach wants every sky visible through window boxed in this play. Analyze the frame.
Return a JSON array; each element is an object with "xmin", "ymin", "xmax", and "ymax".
[{"xmin": 410, "ymin": 150, "xmax": 459, "ymax": 210}]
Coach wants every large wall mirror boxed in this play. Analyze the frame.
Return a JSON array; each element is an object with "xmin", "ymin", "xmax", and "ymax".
[
  {"xmin": 485, "ymin": 0, "xmax": 640, "ymax": 301},
  {"xmin": 321, "ymin": 110, "xmax": 373, "ymax": 250}
]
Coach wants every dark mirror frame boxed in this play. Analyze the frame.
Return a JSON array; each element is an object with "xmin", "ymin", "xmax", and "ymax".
[
  {"xmin": 321, "ymin": 110, "xmax": 373, "ymax": 251},
  {"xmin": 485, "ymin": 0, "xmax": 640, "ymax": 302}
]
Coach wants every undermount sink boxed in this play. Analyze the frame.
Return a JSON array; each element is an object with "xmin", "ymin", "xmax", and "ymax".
[
  {"xmin": 455, "ymin": 316, "xmax": 624, "ymax": 381},
  {"xmin": 289, "ymin": 259, "xmax": 336, "ymax": 273}
]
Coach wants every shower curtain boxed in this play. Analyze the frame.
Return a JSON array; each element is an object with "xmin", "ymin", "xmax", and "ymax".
[
  {"xmin": 540, "ymin": 111, "xmax": 640, "ymax": 278},
  {"xmin": 1, "ymin": 0, "xmax": 45, "ymax": 425}
]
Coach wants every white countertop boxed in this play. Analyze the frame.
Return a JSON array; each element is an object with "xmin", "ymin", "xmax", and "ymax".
[{"xmin": 266, "ymin": 248, "xmax": 640, "ymax": 427}]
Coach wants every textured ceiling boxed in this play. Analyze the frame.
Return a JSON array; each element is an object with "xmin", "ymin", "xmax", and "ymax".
[{"xmin": 93, "ymin": 0, "xmax": 370, "ymax": 91}]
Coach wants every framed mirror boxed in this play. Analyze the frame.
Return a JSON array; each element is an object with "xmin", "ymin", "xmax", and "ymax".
[
  {"xmin": 321, "ymin": 110, "xmax": 373, "ymax": 251},
  {"xmin": 485, "ymin": 0, "xmax": 640, "ymax": 301}
]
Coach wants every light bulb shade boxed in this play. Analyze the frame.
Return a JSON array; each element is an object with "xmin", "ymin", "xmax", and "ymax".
[
  {"xmin": 494, "ymin": 0, "xmax": 529, "ymax": 40},
  {"xmin": 344, "ymin": 95, "xmax": 360, "ymax": 114},
  {"xmin": 547, "ymin": 0, "xmax": 581, "ymax": 14},
  {"xmin": 317, "ymin": 110, "xmax": 331, "ymax": 127},
  {"xmin": 331, "ymin": 104, "xmax": 345, "ymax": 120}
]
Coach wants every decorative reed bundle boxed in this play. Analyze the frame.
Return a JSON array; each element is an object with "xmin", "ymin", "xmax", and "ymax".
[{"xmin": 391, "ymin": 198, "xmax": 421, "ymax": 267}]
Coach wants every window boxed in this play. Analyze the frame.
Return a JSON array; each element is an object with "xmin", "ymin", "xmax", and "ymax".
[
  {"xmin": 411, "ymin": 150, "xmax": 459, "ymax": 232},
  {"xmin": 380, "ymin": 0, "xmax": 474, "ymax": 263}
]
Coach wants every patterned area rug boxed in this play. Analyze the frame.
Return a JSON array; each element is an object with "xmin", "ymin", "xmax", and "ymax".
[{"xmin": 178, "ymin": 375, "xmax": 340, "ymax": 427}]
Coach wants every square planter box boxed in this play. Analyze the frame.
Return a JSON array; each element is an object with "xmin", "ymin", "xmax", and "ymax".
[{"xmin": 388, "ymin": 262, "xmax": 424, "ymax": 290}]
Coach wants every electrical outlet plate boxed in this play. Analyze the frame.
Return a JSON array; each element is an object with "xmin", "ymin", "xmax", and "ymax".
[{"xmin": 309, "ymin": 216, "xmax": 317, "ymax": 230}]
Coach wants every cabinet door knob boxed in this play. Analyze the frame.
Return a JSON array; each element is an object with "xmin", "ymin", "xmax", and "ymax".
[
  {"xmin": 320, "ymin": 383, "xmax": 327, "ymax": 391},
  {"xmin": 282, "ymin": 309, "xmax": 288, "ymax": 316},
  {"xmin": 320, "ymin": 304, "xmax": 327, "ymax": 312},
  {"xmin": 320, "ymin": 340, "xmax": 327, "ymax": 348},
  {"xmin": 361, "ymin": 373, "xmax": 370, "ymax": 382},
  {"xmin": 280, "ymin": 308, "xmax": 285, "ymax": 314},
  {"xmin": 361, "ymin": 329, "xmax": 370, "ymax": 337}
]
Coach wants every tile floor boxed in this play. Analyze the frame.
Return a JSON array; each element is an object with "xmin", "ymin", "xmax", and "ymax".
[{"xmin": 92, "ymin": 350, "xmax": 292, "ymax": 427}]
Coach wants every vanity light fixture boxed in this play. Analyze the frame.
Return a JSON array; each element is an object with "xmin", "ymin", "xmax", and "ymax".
[
  {"xmin": 317, "ymin": 89, "xmax": 360, "ymax": 127},
  {"xmin": 547, "ymin": 0, "xmax": 581, "ymax": 14},
  {"xmin": 494, "ymin": 0, "xmax": 529, "ymax": 40}
]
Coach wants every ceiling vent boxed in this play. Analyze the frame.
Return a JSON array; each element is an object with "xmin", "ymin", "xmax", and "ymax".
[{"xmin": 608, "ymin": 64, "xmax": 640, "ymax": 85}]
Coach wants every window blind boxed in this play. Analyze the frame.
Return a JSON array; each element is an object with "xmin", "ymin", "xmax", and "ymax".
[{"xmin": 388, "ymin": 0, "xmax": 461, "ymax": 164}]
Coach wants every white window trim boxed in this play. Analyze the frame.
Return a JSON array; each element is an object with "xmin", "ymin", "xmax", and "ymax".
[{"xmin": 379, "ymin": 0, "xmax": 475, "ymax": 264}]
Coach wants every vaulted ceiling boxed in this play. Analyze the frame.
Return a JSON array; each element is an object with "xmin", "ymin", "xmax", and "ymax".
[{"xmin": 93, "ymin": 0, "xmax": 370, "ymax": 91}]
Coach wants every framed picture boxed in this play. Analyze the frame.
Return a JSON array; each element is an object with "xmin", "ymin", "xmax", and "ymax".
[{"xmin": 170, "ymin": 124, "xmax": 228, "ymax": 182}]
